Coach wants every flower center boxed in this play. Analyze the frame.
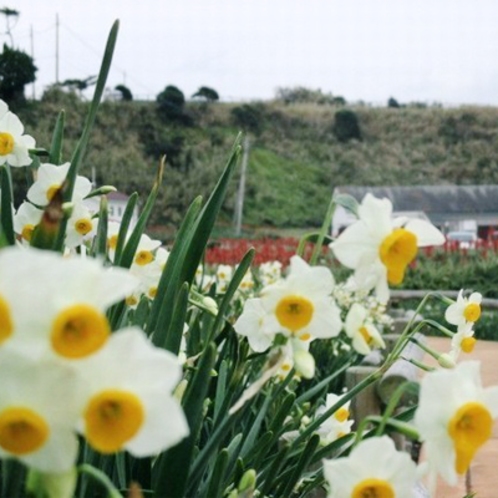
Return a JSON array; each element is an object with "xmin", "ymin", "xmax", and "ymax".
[
  {"xmin": 461, "ymin": 337, "xmax": 477, "ymax": 354},
  {"xmin": 448, "ymin": 401, "xmax": 493, "ymax": 475},
  {"xmin": 379, "ymin": 228, "xmax": 418, "ymax": 285},
  {"xmin": 46, "ymin": 184, "xmax": 60, "ymax": 202},
  {"xmin": 0, "ymin": 132, "xmax": 14, "ymax": 156},
  {"xmin": 84, "ymin": 390, "xmax": 144, "ymax": 453},
  {"xmin": 51, "ymin": 304, "xmax": 110, "ymax": 358},
  {"xmin": 275, "ymin": 295, "xmax": 314, "ymax": 332},
  {"xmin": 352, "ymin": 478, "xmax": 395, "ymax": 498},
  {"xmin": 108, "ymin": 234, "xmax": 118, "ymax": 250},
  {"xmin": 126, "ymin": 295, "xmax": 139, "ymax": 307},
  {"xmin": 0, "ymin": 407, "xmax": 49, "ymax": 455},
  {"xmin": 359, "ymin": 326, "xmax": 373, "ymax": 345},
  {"xmin": 21, "ymin": 224, "xmax": 35, "ymax": 241},
  {"xmin": 334, "ymin": 407, "xmax": 350, "ymax": 422},
  {"xmin": 74, "ymin": 218, "xmax": 93, "ymax": 236},
  {"xmin": 463, "ymin": 303, "xmax": 481, "ymax": 322},
  {"xmin": 0, "ymin": 294, "xmax": 14, "ymax": 345},
  {"xmin": 134, "ymin": 250, "xmax": 154, "ymax": 266}
]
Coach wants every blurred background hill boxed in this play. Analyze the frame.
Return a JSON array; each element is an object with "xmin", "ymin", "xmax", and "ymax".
[{"xmin": 15, "ymin": 86, "xmax": 498, "ymax": 241}]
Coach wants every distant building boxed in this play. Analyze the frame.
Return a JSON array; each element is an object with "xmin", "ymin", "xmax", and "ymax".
[
  {"xmin": 332, "ymin": 185, "xmax": 498, "ymax": 239},
  {"xmin": 84, "ymin": 191, "xmax": 139, "ymax": 227}
]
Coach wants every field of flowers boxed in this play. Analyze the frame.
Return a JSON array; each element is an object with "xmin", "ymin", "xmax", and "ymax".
[{"xmin": 0, "ymin": 20, "xmax": 497, "ymax": 498}]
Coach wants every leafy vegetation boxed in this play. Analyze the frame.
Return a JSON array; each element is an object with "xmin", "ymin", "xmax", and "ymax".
[{"xmin": 15, "ymin": 94, "xmax": 498, "ymax": 240}]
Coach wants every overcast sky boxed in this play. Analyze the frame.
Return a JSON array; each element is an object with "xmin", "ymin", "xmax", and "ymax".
[{"xmin": 7, "ymin": 0, "xmax": 498, "ymax": 105}]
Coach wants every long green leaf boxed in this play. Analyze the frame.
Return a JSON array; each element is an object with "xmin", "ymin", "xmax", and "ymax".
[
  {"xmin": 54, "ymin": 20, "xmax": 119, "ymax": 251},
  {"xmin": 152, "ymin": 342, "xmax": 217, "ymax": 498},
  {"xmin": 0, "ymin": 165, "xmax": 14, "ymax": 246},
  {"xmin": 49, "ymin": 110, "xmax": 65, "ymax": 165}
]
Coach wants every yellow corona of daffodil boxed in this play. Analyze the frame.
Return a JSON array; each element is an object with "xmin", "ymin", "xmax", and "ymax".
[{"xmin": 330, "ymin": 194, "xmax": 445, "ymax": 302}]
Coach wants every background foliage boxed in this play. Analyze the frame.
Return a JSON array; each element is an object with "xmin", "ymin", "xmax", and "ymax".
[{"xmin": 15, "ymin": 90, "xmax": 498, "ymax": 240}]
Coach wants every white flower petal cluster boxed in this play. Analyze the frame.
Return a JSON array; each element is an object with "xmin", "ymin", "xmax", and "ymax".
[
  {"xmin": 414, "ymin": 361, "xmax": 498, "ymax": 486},
  {"xmin": 234, "ymin": 255, "xmax": 342, "ymax": 378},
  {"xmin": 0, "ymin": 246, "xmax": 188, "ymax": 472},
  {"xmin": 445, "ymin": 290, "xmax": 482, "ymax": 327},
  {"xmin": 315, "ymin": 393, "xmax": 354, "ymax": 445},
  {"xmin": 323, "ymin": 436, "xmax": 417, "ymax": 497},
  {"xmin": 344, "ymin": 303, "xmax": 386, "ymax": 355},
  {"xmin": 330, "ymin": 193, "xmax": 445, "ymax": 302},
  {"xmin": 0, "ymin": 101, "xmax": 36, "ymax": 167}
]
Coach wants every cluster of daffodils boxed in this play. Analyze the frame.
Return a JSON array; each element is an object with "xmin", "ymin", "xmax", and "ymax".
[
  {"xmin": 322, "ymin": 359, "xmax": 498, "ymax": 497},
  {"xmin": 444, "ymin": 289, "xmax": 482, "ymax": 363},
  {"xmin": 15, "ymin": 162, "xmax": 98, "ymax": 248},
  {"xmin": 0, "ymin": 246, "xmax": 188, "ymax": 474}
]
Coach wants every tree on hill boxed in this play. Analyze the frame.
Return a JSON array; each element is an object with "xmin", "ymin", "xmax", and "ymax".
[
  {"xmin": 192, "ymin": 86, "xmax": 219, "ymax": 102},
  {"xmin": 60, "ymin": 75, "xmax": 97, "ymax": 97},
  {"xmin": 115, "ymin": 84, "xmax": 133, "ymax": 101},
  {"xmin": 156, "ymin": 85, "xmax": 191, "ymax": 124},
  {"xmin": 0, "ymin": 43, "xmax": 37, "ymax": 105}
]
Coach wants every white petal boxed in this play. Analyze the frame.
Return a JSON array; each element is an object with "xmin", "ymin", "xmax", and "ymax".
[{"xmin": 405, "ymin": 219, "xmax": 445, "ymax": 246}]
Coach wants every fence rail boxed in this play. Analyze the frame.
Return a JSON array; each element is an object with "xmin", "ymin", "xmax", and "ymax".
[{"xmin": 390, "ymin": 289, "xmax": 498, "ymax": 310}]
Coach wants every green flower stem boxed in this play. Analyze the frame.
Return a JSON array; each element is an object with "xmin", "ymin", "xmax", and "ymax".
[
  {"xmin": 290, "ymin": 367, "xmax": 384, "ymax": 450},
  {"xmin": 77, "ymin": 464, "xmax": 123, "ymax": 498},
  {"xmin": 309, "ymin": 195, "xmax": 336, "ymax": 265}
]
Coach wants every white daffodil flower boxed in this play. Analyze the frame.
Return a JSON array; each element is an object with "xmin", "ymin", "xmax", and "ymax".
[
  {"xmin": 65, "ymin": 202, "xmax": 98, "ymax": 249},
  {"xmin": 216, "ymin": 264, "xmax": 233, "ymax": 293},
  {"xmin": 131, "ymin": 234, "xmax": 162, "ymax": 268},
  {"xmin": 315, "ymin": 393, "xmax": 354, "ymax": 445},
  {"xmin": 445, "ymin": 290, "xmax": 482, "ymax": 327},
  {"xmin": 330, "ymin": 193, "xmax": 445, "ymax": 302},
  {"xmin": 0, "ymin": 108, "xmax": 36, "ymax": 167},
  {"xmin": 13, "ymin": 201, "xmax": 42, "ymax": 244},
  {"xmin": 259, "ymin": 255, "xmax": 342, "ymax": 341},
  {"xmin": 414, "ymin": 361, "xmax": 498, "ymax": 487},
  {"xmin": 27, "ymin": 162, "xmax": 92, "ymax": 206},
  {"xmin": 448, "ymin": 322, "xmax": 476, "ymax": 362},
  {"xmin": 75, "ymin": 328, "xmax": 189, "ymax": 456},
  {"xmin": 344, "ymin": 302, "xmax": 386, "ymax": 355},
  {"xmin": 258, "ymin": 260, "xmax": 283, "ymax": 286},
  {"xmin": 323, "ymin": 435, "xmax": 417, "ymax": 497},
  {"xmin": 235, "ymin": 256, "xmax": 342, "ymax": 353},
  {"xmin": 0, "ymin": 351, "xmax": 82, "ymax": 473},
  {"xmin": 0, "ymin": 246, "xmax": 139, "ymax": 360}
]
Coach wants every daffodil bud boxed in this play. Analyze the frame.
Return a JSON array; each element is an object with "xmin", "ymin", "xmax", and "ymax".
[
  {"xmin": 293, "ymin": 349, "xmax": 315, "ymax": 379},
  {"xmin": 438, "ymin": 353, "xmax": 456, "ymax": 369},
  {"xmin": 203, "ymin": 296, "xmax": 218, "ymax": 315}
]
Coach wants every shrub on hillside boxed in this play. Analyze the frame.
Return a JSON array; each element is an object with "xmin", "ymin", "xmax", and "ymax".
[
  {"xmin": 332, "ymin": 109, "xmax": 362, "ymax": 142},
  {"xmin": 230, "ymin": 103, "xmax": 264, "ymax": 134}
]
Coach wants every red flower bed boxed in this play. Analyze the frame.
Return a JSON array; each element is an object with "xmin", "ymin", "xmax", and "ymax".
[{"xmin": 204, "ymin": 237, "xmax": 322, "ymax": 267}]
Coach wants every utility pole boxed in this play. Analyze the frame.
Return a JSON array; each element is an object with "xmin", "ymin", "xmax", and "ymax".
[
  {"xmin": 234, "ymin": 136, "xmax": 250, "ymax": 236},
  {"xmin": 55, "ymin": 14, "xmax": 59, "ymax": 84}
]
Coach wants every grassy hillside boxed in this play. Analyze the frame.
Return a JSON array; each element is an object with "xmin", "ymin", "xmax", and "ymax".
[{"xmin": 15, "ymin": 90, "xmax": 498, "ymax": 240}]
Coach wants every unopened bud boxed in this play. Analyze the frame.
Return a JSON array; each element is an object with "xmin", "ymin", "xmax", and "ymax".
[
  {"xmin": 293, "ymin": 350, "xmax": 315, "ymax": 379},
  {"xmin": 438, "ymin": 353, "xmax": 456, "ymax": 369},
  {"xmin": 203, "ymin": 296, "xmax": 218, "ymax": 315},
  {"xmin": 238, "ymin": 469, "xmax": 256, "ymax": 493}
]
